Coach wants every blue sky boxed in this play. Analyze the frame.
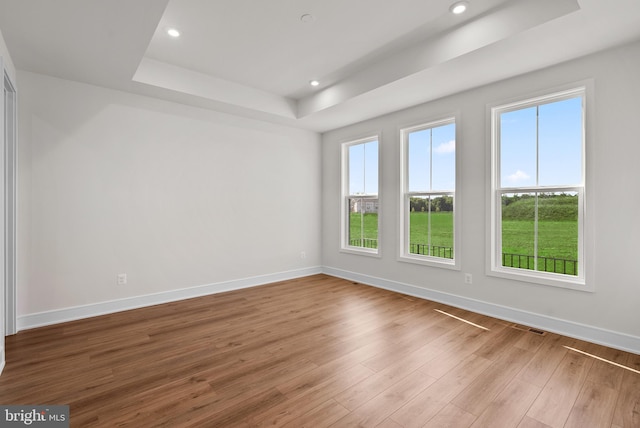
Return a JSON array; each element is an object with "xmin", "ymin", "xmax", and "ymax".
[
  {"xmin": 500, "ymin": 96, "xmax": 583, "ymax": 188},
  {"xmin": 349, "ymin": 140, "xmax": 378, "ymax": 195},
  {"xmin": 408, "ymin": 123, "xmax": 456, "ymax": 192},
  {"xmin": 348, "ymin": 96, "xmax": 582, "ymax": 195}
]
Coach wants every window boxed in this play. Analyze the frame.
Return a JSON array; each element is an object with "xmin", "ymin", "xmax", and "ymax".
[
  {"xmin": 342, "ymin": 136, "xmax": 379, "ymax": 255},
  {"xmin": 400, "ymin": 118, "xmax": 458, "ymax": 268},
  {"xmin": 490, "ymin": 87, "xmax": 586, "ymax": 287}
]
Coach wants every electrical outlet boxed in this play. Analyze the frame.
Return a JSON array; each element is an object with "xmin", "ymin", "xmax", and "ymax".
[
  {"xmin": 300, "ymin": 251, "xmax": 306, "ymax": 259},
  {"xmin": 117, "ymin": 273, "xmax": 127, "ymax": 285},
  {"xmin": 464, "ymin": 273, "xmax": 472, "ymax": 284}
]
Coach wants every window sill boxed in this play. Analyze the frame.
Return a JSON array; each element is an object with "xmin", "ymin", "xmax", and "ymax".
[
  {"xmin": 340, "ymin": 247, "xmax": 381, "ymax": 258},
  {"xmin": 398, "ymin": 254, "xmax": 460, "ymax": 270},
  {"xmin": 487, "ymin": 266, "xmax": 592, "ymax": 292}
]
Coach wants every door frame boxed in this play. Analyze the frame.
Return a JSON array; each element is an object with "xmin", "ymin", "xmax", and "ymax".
[{"xmin": 4, "ymin": 68, "xmax": 16, "ymax": 336}]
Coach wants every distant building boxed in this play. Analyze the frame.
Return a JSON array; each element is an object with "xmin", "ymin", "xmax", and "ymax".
[{"xmin": 350, "ymin": 199, "xmax": 379, "ymax": 213}]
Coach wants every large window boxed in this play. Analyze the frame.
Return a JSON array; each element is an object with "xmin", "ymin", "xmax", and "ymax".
[
  {"xmin": 342, "ymin": 136, "xmax": 379, "ymax": 254},
  {"xmin": 491, "ymin": 88, "xmax": 586, "ymax": 286},
  {"xmin": 400, "ymin": 118, "xmax": 458, "ymax": 267}
]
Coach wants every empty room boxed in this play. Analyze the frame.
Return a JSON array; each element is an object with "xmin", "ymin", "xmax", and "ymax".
[{"xmin": 0, "ymin": 0, "xmax": 639, "ymax": 426}]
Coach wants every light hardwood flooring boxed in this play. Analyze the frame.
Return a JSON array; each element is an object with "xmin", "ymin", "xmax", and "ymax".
[{"xmin": 0, "ymin": 274, "xmax": 638, "ymax": 427}]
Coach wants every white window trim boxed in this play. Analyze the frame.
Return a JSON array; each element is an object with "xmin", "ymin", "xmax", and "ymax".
[
  {"xmin": 399, "ymin": 116, "xmax": 461, "ymax": 270},
  {"xmin": 340, "ymin": 134, "xmax": 381, "ymax": 257},
  {"xmin": 487, "ymin": 84, "xmax": 593, "ymax": 291}
]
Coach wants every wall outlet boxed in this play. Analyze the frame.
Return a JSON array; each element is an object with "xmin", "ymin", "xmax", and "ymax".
[
  {"xmin": 464, "ymin": 273, "xmax": 473, "ymax": 284},
  {"xmin": 117, "ymin": 273, "xmax": 127, "ymax": 285},
  {"xmin": 300, "ymin": 251, "xmax": 306, "ymax": 259}
]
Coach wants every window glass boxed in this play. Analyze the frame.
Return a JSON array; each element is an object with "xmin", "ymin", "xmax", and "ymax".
[
  {"xmin": 403, "ymin": 120, "xmax": 456, "ymax": 263},
  {"xmin": 344, "ymin": 138, "xmax": 379, "ymax": 253},
  {"xmin": 493, "ymin": 90, "xmax": 584, "ymax": 282}
]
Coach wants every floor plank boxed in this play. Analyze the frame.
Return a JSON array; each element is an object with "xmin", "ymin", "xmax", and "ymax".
[
  {"xmin": 526, "ymin": 350, "xmax": 594, "ymax": 427},
  {"xmin": 470, "ymin": 378, "xmax": 541, "ymax": 428},
  {"xmin": 390, "ymin": 353, "xmax": 492, "ymax": 428},
  {"xmin": 563, "ymin": 380, "xmax": 618, "ymax": 428},
  {"xmin": 423, "ymin": 403, "xmax": 477, "ymax": 428},
  {"xmin": 0, "ymin": 274, "xmax": 636, "ymax": 427},
  {"xmin": 518, "ymin": 416, "xmax": 554, "ymax": 428},
  {"xmin": 451, "ymin": 335, "xmax": 535, "ymax": 416},
  {"xmin": 330, "ymin": 370, "xmax": 436, "ymax": 427},
  {"xmin": 611, "ymin": 353, "xmax": 640, "ymax": 427},
  {"xmin": 517, "ymin": 333, "xmax": 573, "ymax": 388},
  {"xmin": 282, "ymin": 399, "xmax": 349, "ymax": 428}
]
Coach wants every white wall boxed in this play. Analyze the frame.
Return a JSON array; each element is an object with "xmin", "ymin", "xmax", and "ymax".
[
  {"xmin": 322, "ymin": 40, "xmax": 640, "ymax": 352},
  {"xmin": 17, "ymin": 71, "xmax": 321, "ymax": 324},
  {"xmin": 0, "ymin": 27, "xmax": 16, "ymax": 83},
  {"xmin": 0, "ymin": 26, "xmax": 16, "ymax": 373}
]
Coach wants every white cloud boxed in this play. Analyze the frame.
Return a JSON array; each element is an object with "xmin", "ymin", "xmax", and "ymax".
[
  {"xmin": 507, "ymin": 170, "xmax": 530, "ymax": 182},
  {"xmin": 433, "ymin": 140, "xmax": 455, "ymax": 154}
]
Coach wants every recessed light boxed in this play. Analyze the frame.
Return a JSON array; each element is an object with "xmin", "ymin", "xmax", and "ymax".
[
  {"xmin": 450, "ymin": 1, "xmax": 469, "ymax": 14},
  {"xmin": 309, "ymin": 80, "xmax": 320, "ymax": 87},
  {"xmin": 167, "ymin": 28, "xmax": 180, "ymax": 38},
  {"xmin": 300, "ymin": 14, "xmax": 315, "ymax": 23}
]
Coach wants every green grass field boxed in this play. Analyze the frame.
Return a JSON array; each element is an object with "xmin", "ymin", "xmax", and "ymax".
[
  {"xmin": 348, "ymin": 213, "xmax": 379, "ymax": 248},
  {"xmin": 350, "ymin": 201, "xmax": 578, "ymax": 274},
  {"xmin": 406, "ymin": 212, "xmax": 454, "ymax": 258},
  {"xmin": 500, "ymin": 194, "xmax": 578, "ymax": 273},
  {"xmin": 348, "ymin": 212, "xmax": 455, "ymax": 248},
  {"xmin": 501, "ymin": 220, "xmax": 577, "ymax": 259}
]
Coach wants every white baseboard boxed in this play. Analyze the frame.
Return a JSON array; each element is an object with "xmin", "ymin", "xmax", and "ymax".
[
  {"xmin": 15, "ymin": 265, "xmax": 640, "ymax": 355},
  {"xmin": 17, "ymin": 266, "xmax": 323, "ymax": 331},
  {"xmin": 322, "ymin": 266, "xmax": 640, "ymax": 355}
]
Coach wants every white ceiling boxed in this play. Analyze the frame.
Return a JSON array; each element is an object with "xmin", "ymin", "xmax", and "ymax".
[
  {"xmin": 144, "ymin": 0, "xmax": 506, "ymax": 99},
  {"xmin": 1, "ymin": 0, "xmax": 640, "ymax": 132}
]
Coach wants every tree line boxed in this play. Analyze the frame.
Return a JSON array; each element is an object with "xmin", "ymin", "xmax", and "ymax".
[{"xmin": 410, "ymin": 196, "xmax": 453, "ymax": 213}]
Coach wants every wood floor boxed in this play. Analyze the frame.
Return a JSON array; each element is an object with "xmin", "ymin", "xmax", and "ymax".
[{"xmin": 0, "ymin": 274, "xmax": 638, "ymax": 427}]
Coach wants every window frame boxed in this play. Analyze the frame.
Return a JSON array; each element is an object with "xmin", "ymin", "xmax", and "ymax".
[
  {"xmin": 399, "ymin": 116, "xmax": 461, "ymax": 270},
  {"xmin": 488, "ymin": 86, "xmax": 591, "ymax": 290},
  {"xmin": 341, "ymin": 134, "xmax": 381, "ymax": 257}
]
